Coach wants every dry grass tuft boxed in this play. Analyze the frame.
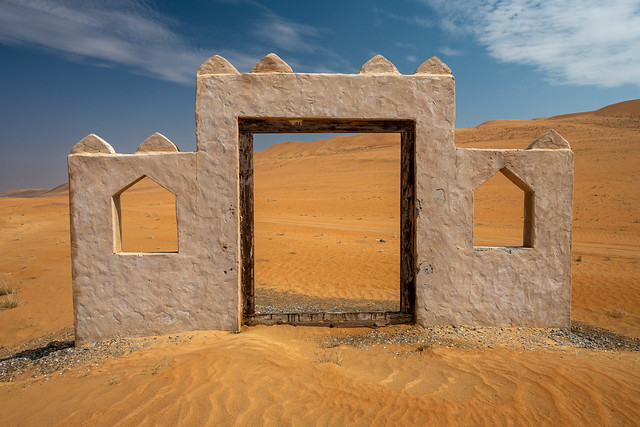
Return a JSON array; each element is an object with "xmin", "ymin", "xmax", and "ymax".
[
  {"xmin": 0, "ymin": 278, "xmax": 20, "ymax": 310},
  {"xmin": 607, "ymin": 310, "xmax": 626, "ymax": 319},
  {"xmin": 315, "ymin": 349, "xmax": 344, "ymax": 365},
  {"xmin": 149, "ymin": 355, "xmax": 169, "ymax": 375},
  {"xmin": 1, "ymin": 294, "xmax": 20, "ymax": 310},
  {"xmin": 0, "ymin": 278, "xmax": 15, "ymax": 296}
]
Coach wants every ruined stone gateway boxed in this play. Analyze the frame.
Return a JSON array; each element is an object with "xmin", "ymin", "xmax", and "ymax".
[{"xmin": 68, "ymin": 53, "xmax": 573, "ymax": 345}]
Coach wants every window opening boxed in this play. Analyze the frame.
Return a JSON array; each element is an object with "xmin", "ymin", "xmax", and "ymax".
[
  {"xmin": 473, "ymin": 168, "xmax": 534, "ymax": 248},
  {"xmin": 113, "ymin": 176, "xmax": 178, "ymax": 253}
]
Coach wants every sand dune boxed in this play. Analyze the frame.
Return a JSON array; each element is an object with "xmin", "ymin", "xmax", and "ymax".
[
  {"xmin": 0, "ymin": 187, "xmax": 52, "ymax": 198},
  {"xmin": 0, "ymin": 100, "xmax": 639, "ymax": 424},
  {"xmin": 3, "ymin": 327, "xmax": 640, "ymax": 426},
  {"xmin": 254, "ymin": 133, "xmax": 400, "ymax": 304}
]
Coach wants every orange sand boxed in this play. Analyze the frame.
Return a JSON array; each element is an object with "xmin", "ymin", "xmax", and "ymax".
[
  {"xmin": 254, "ymin": 133, "xmax": 401, "ymax": 301},
  {"xmin": 0, "ymin": 100, "xmax": 638, "ymax": 424}
]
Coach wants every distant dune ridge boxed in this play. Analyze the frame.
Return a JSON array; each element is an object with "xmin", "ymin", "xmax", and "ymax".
[
  {"xmin": 0, "ymin": 182, "xmax": 68, "ymax": 198},
  {"xmin": 0, "ymin": 99, "xmax": 638, "ymax": 424},
  {"xmin": 0, "ymin": 188, "xmax": 52, "ymax": 198},
  {"xmin": 4, "ymin": 99, "xmax": 638, "ymax": 196}
]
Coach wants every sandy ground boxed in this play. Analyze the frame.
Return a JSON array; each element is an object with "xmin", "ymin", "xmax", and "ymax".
[{"xmin": 0, "ymin": 100, "xmax": 639, "ymax": 425}]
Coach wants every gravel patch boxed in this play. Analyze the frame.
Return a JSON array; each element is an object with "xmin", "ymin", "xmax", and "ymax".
[
  {"xmin": 255, "ymin": 287, "xmax": 399, "ymax": 313},
  {"xmin": 2, "ymin": 320, "xmax": 638, "ymax": 384},
  {"xmin": 0, "ymin": 328, "xmax": 159, "ymax": 383},
  {"xmin": 319, "ymin": 322, "xmax": 640, "ymax": 356}
]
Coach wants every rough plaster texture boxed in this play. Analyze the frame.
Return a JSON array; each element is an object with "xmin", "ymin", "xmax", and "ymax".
[
  {"xmin": 69, "ymin": 53, "xmax": 573, "ymax": 344},
  {"xmin": 136, "ymin": 132, "xmax": 179, "ymax": 153}
]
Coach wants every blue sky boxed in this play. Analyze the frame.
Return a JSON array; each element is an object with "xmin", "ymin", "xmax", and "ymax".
[{"xmin": 0, "ymin": 0, "xmax": 639, "ymax": 192}]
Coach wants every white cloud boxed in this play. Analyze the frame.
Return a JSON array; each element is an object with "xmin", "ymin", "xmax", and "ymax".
[
  {"xmin": 406, "ymin": 55, "xmax": 419, "ymax": 63},
  {"xmin": 439, "ymin": 46, "xmax": 462, "ymax": 56},
  {"xmin": 253, "ymin": 11, "xmax": 324, "ymax": 53},
  {"xmin": 374, "ymin": 7, "xmax": 433, "ymax": 28},
  {"xmin": 0, "ymin": 0, "xmax": 338, "ymax": 81},
  {"xmin": 425, "ymin": 0, "xmax": 640, "ymax": 87},
  {"xmin": 0, "ymin": 0, "xmax": 212, "ymax": 84}
]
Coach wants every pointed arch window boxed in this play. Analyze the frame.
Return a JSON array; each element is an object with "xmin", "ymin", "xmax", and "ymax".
[
  {"xmin": 473, "ymin": 168, "xmax": 534, "ymax": 248},
  {"xmin": 112, "ymin": 176, "xmax": 178, "ymax": 253}
]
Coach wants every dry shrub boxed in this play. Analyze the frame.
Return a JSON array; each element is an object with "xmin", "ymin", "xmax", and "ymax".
[
  {"xmin": 0, "ymin": 278, "xmax": 14, "ymax": 296},
  {"xmin": 1, "ymin": 294, "xmax": 20, "ymax": 310},
  {"xmin": 315, "ymin": 349, "xmax": 344, "ymax": 365},
  {"xmin": 607, "ymin": 310, "xmax": 626, "ymax": 319},
  {"xmin": 0, "ymin": 278, "xmax": 20, "ymax": 310}
]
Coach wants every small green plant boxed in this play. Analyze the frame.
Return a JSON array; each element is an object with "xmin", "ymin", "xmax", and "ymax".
[
  {"xmin": 315, "ymin": 349, "xmax": 343, "ymax": 366},
  {"xmin": 149, "ymin": 355, "xmax": 169, "ymax": 375}
]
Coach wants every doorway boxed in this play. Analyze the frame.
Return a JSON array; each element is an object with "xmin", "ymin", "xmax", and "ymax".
[{"xmin": 239, "ymin": 119, "xmax": 416, "ymax": 326}]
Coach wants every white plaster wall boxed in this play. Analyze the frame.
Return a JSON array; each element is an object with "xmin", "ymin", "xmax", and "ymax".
[
  {"xmin": 69, "ymin": 152, "xmax": 239, "ymax": 344},
  {"xmin": 415, "ymin": 148, "xmax": 573, "ymax": 327},
  {"xmin": 69, "ymin": 56, "xmax": 572, "ymax": 344}
]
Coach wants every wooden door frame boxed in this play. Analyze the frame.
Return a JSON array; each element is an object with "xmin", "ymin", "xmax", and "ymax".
[{"xmin": 239, "ymin": 118, "xmax": 416, "ymax": 326}]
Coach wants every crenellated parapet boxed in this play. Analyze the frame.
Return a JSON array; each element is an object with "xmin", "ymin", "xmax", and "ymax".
[
  {"xmin": 196, "ymin": 52, "xmax": 452, "ymax": 76},
  {"xmin": 70, "ymin": 132, "xmax": 179, "ymax": 155},
  {"xmin": 68, "ymin": 52, "xmax": 573, "ymax": 344}
]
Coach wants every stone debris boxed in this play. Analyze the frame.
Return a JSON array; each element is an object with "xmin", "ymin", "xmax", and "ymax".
[
  {"xmin": 255, "ymin": 288, "xmax": 399, "ymax": 314},
  {"xmin": 2, "ymin": 323, "xmax": 638, "ymax": 383},
  {"xmin": 319, "ymin": 323, "xmax": 640, "ymax": 356},
  {"xmin": 0, "ymin": 328, "xmax": 142, "ymax": 383},
  {"xmin": 0, "ymin": 329, "xmax": 196, "ymax": 383}
]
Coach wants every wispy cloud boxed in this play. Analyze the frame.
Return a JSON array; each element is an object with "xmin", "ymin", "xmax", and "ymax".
[
  {"xmin": 0, "ymin": 0, "xmax": 341, "ymax": 81},
  {"xmin": 253, "ymin": 11, "xmax": 325, "ymax": 53},
  {"xmin": 0, "ymin": 0, "xmax": 212, "ymax": 84},
  {"xmin": 439, "ymin": 46, "xmax": 461, "ymax": 56},
  {"xmin": 374, "ymin": 7, "xmax": 433, "ymax": 28},
  {"xmin": 424, "ymin": 0, "xmax": 640, "ymax": 87}
]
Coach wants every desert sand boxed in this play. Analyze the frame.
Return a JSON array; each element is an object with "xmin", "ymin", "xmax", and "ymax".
[{"xmin": 0, "ymin": 100, "xmax": 639, "ymax": 425}]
